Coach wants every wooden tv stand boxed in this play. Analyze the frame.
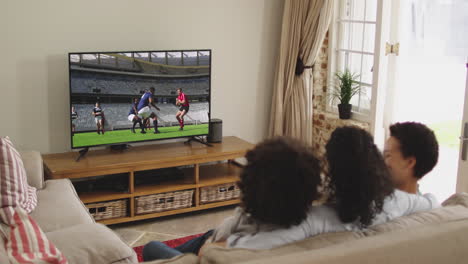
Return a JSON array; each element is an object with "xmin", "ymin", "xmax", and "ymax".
[{"xmin": 42, "ymin": 136, "xmax": 253, "ymax": 225}]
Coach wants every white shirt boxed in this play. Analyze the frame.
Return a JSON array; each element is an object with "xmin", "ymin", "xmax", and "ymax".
[{"xmin": 225, "ymin": 190, "xmax": 439, "ymax": 250}]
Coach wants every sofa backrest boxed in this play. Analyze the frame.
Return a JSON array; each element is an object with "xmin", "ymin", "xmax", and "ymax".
[
  {"xmin": 365, "ymin": 204, "xmax": 468, "ymax": 235},
  {"xmin": 20, "ymin": 151, "xmax": 45, "ymax": 190},
  {"xmin": 201, "ymin": 231, "xmax": 363, "ymax": 264},
  {"xmin": 238, "ymin": 219, "xmax": 468, "ymax": 264},
  {"xmin": 201, "ymin": 193, "xmax": 468, "ymax": 264},
  {"xmin": 142, "ymin": 254, "xmax": 199, "ymax": 264}
]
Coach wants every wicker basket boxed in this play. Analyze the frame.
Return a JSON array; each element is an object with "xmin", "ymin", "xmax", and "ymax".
[
  {"xmin": 86, "ymin": 199, "xmax": 128, "ymax": 220},
  {"xmin": 135, "ymin": 189, "xmax": 194, "ymax": 215},
  {"xmin": 200, "ymin": 182, "xmax": 240, "ymax": 204}
]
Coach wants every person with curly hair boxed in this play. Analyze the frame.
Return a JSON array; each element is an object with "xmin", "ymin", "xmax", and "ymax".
[
  {"xmin": 384, "ymin": 122, "xmax": 439, "ymax": 194},
  {"xmin": 142, "ymin": 137, "xmax": 322, "ymax": 261},
  {"xmin": 225, "ymin": 126, "xmax": 439, "ymax": 250},
  {"xmin": 325, "ymin": 126, "xmax": 438, "ymax": 227},
  {"xmin": 324, "ymin": 125, "xmax": 394, "ymax": 226}
]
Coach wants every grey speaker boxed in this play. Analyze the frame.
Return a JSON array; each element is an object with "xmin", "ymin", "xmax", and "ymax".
[{"xmin": 208, "ymin": 118, "xmax": 222, "ymax": 143}]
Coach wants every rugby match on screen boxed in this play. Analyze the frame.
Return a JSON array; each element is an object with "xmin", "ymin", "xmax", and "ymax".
[{"xmin": 69, "ymin": 50, "xmax": 210, "ymax": 148}]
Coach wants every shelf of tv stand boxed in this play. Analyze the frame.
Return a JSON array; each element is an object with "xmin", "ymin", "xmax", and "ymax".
[
  {"xmin": 42, "ymin": 136, "xmax": 253, "ymax": 225},
  {"xmin": 98, "ymin": 198, "xmax": 242, "ymax": 225},
  {"xmin": 78, "ymin": 164, "xmax": 241, "ymax": 208},
  {"xmin": 133, "ymin": 167, "xmax": 196, "ymax": 196},
  {"xmin": 134, "ymin": 182, "xmax": 198, "ymax": 197},
  {"xmin": 198, "ymin": 163, "xmax": 242, "ymax": 187},
  {"xmin": 80, "ymin": 191, "xmax": 132, "ymax": 204}
]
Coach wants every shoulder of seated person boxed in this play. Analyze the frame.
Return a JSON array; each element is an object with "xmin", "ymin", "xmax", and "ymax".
[
  {"xmin": 392, "ymin": 190, "xmax": 440, "ymax": 206},
  {"xmin": 306, "ymin": 204, "xmax": 339, "ymax": 220},
  {"xmin": 422, "ymin": 192, "xmax": 440, "ymax": 207}
]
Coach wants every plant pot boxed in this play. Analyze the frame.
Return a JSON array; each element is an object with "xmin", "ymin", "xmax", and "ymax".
[{"xmin": 338, "ymin": 104, "xmax": 352, "ymax": 119}]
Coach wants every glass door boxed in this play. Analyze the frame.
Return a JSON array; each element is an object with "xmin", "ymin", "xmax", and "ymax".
[
  {"xmin": 384, "ymin": 0, "xmax": 468, "ymax": 201},
  {"xmin": 456, "ymin": 63, "xmax": 468, "ymax": 193}
]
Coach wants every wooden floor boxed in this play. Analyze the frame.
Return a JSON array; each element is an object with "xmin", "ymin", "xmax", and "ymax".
[{"xmin": 110, "ymin": 205, "xmax": 236, "ymax": 247}]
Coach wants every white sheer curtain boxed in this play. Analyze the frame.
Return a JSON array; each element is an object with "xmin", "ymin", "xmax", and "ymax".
[{"xmin": 269, "ymin": 0, "xmax": 334, "ymax": 144}]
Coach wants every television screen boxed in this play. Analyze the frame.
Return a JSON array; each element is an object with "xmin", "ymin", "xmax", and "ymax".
[{"xmin": 69, "ymin": 50, "xmax": 211, "ymax": 149}]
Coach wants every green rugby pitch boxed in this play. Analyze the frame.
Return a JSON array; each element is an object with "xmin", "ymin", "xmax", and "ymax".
[{"xmin": 72, "ymin": 124, "xmax": 208, "ymax": 148}]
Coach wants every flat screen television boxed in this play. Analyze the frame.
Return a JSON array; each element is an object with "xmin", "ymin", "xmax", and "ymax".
[{"xmin": 69, "ymin": 50, "xmax": 211, "ymax": 149}]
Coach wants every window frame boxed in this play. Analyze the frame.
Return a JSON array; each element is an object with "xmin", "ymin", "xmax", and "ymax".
[{"xmin": 326, "ymin": 0, "xmax": 378, "ymax": 123}]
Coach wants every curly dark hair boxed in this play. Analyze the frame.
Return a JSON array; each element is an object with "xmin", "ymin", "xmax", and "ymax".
[
  {"xmin": 238, "ymin": 137, "xmax": 322, "ymax": 228},
  {"xmin": 389, "ymin": 122, "xmax": 439, "ymax": 179},
  {"xmin": 325, "ymin": 126, "xmax": 394, "ymax": 227}
]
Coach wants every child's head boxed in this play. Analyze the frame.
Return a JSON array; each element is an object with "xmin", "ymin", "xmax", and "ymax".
[
  {"xmin": 325, "ymin": 126, "xmax": 394, "ymax": 227},
  {"xmin": 385, "ymin": 122, "xmax": 439, "ymax": 189},
  {"xmin": 238, "ymin": 137, "xmax": 321, "ymax": 227}
]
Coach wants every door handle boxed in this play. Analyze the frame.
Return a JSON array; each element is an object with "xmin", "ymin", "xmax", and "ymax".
[{"xmin": 461, "ymin": 123, "xmax": 468, "ymax": 161}]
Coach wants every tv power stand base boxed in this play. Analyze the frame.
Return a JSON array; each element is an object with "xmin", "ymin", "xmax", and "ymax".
[
  {"xmin": 75, "ymin": 147, "xmax": 89, "ymax": 162},
  {"xmin": 184, "ymin": 136, "xmax": 213, "ymax": 147},
  {"xmin": 109, "ymin": 144, "xmax": 130, "ymax": 151}
]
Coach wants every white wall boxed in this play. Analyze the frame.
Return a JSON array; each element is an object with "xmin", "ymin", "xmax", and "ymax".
[{"xmin": 0, "ymin": 0, "xmax": 284, "ymax": 153}]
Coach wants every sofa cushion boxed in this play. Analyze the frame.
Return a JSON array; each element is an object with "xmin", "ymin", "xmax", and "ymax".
[
  {"xmin": 442, "ymin": 192, "xmax": 468, "ymax": 207},
  {"xmin": 238, "ymin": 220, "xmax": 468, "ymax": 264},
  {"xmin": 142, "ymin": 254, "xmax": 198, "ymax": 264},
  {"xmin": 364, "ymin": 192, "xmax": 468, "ymax": 235},
  {"xmin": 201, "ymin": 231, "xmax": 363, "ymax": 264},
  {"xmin": 30, "ymin": 179, "xmax": 94, "ymax": 232},
  {"xmin": 0, "ymin": 137, "xmax": 37, "ymax": 213},
  {"xmin": 46, "ymin": 223, "xmax": 137, "ymax": 264},
  {"xmin": 0, "ymin": 206, "xmax": 67, "ymax": 264},
  {"xmin": 20, "ymin": 150, "xmax": 45, "ymax": 190},
  {"xmin": 365, "ymin": 205, "xmax": 468, "ymax": 235},
  {"xmin": 0, "ymin": 238, "xmax": 8, "ymax": 264}
]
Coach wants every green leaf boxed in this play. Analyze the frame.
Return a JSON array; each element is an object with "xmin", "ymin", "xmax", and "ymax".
[{"xmin": 329, "ymin": 68, "xmax": 362, "ymax": 105}]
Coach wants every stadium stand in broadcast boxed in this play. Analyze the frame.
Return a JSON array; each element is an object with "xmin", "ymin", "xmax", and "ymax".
[
  {"xmin": 71, "ymin": 72, "xmax": 209, "ymax": 96},
  {"xmin": 71, "ymin": 51, "xmax": 210, "ymax": 76}
]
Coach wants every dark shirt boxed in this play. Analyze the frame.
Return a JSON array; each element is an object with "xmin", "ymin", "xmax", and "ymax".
[
  {"xmin": 129, "ymin": 103, "xmax": 138, "ymax": 115},
  {"xmin": 93, "ymin": 106, "xmax": 103, "ymax": 116},
  {"xmin": 137, "ymin": 92, "xmax": 153, "ymax": 111}
]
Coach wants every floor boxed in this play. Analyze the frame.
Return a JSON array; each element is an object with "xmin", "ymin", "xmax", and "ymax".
[{"xmin": 110, "ymin": 206, "xmax": 236, "ymax": 247}]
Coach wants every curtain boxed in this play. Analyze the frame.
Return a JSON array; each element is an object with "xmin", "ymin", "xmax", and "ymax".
[{"xmin": 269, "ymin": 0, "xmax": 334, "ymax": 144}]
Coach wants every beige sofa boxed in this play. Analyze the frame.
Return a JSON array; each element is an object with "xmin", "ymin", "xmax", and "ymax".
[
  {"xmin": 3, "ymin": 151, "xmax": 468, "ymax": 264},
  {"xmin": 144, "ymin": 194, "xmax": 468, "ymax": 264},
  {"xmin": 0, "ymin": 151, "xmax": 138, "ymax": 264}
]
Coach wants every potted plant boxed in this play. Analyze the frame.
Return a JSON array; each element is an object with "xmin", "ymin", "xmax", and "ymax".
[{"xmin": 330, "ymin": 69, "xmax": 361, "ymax": 119}]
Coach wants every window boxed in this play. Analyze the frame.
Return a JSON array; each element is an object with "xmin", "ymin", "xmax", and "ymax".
[
  {"xmin": 167, "ymin": 52, "xmax": 183, "ymax": 66},
  {"xmin": 328, "ymin": 0, "xmax": 378, "ymax": 119},
  {"xmin": 70, "ymin": 54, "xmax": 80, "ymax": 63},
  {"xmin": 151, "ymin": 52, "xmax": 167, "ymax": 64},
  {"xmin": 82, "ymin": 54, "xmax": 98, "ymax": 64},
  {"xmin": 183, "ymin": 51, "xmax": 198, "ymax": 66},
  {"xmin": 135, "ymin": 52, "xmax": 150, "ymax": 61},
  {"xmin": 98, "ymin": 54, "xmax": 114, "ymax": 66},
  {"xmin": 198, "ymin": 51, "xmax": 210, "ymax": 65}
]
